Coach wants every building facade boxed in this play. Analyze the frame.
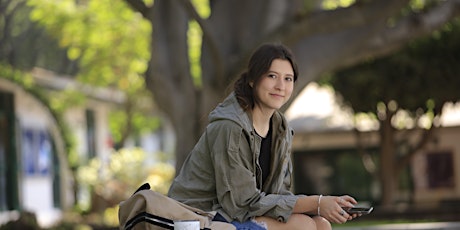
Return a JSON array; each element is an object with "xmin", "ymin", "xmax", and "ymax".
[
  {"xmin": 291, "ymin": 126, "xmax": 460, "ymax": 204},
  {"xmin": 0, "ymin": 68, "xmax": 172, "ymax": 227}
]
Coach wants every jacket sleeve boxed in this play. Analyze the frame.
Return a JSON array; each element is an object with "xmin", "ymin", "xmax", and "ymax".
[
  {"xmin": 206, "ymin": 121, "xmax": 300, "ymax": 223},
  {"xmin": 278, "ymin": 153, "xmax": 295, "ymax": 196}
]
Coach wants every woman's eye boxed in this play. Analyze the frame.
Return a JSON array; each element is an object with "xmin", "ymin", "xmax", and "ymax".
[
  {"xmin": 285, "ymin": 77, "xmax": 293, "ymax": 82},
  {"xmin": 268, "ymin": 74, "xmax": 277, "ymax": 79}
]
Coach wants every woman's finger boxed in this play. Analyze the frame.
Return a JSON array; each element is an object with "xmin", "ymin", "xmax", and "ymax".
[
  {"xmin": 330, "ymin": 208, "xmax": 348, "ymax": 224},
  {"xmin": 343, "ymin": 195, "xmax": 358, "ymax": 204},
  {"xmin": 337, "ymin": 209, "xmax": 349, "ymax": 224},
  {"xmin": 341, "ymin": 195, "xmax": 358, "ymax": 204},
  {"xmin": 340, "ymin": 195, "xmax": 359, "ymax": 209}
]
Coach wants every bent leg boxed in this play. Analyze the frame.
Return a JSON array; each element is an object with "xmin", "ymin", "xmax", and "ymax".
[
  {"xmin": 254, "ymin": 214, "xmax": 318, "ymax": 230},
  {"xmin": 312, "ymin": 215, "xmax": 332, "ymax": 230}
]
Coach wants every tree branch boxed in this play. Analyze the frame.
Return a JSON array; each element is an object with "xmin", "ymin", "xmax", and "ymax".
[
  {"xmin": 274, "ymin": 0, "xmax": 411, "ymax": 45},
  {"xmin": 396, "ymin": 126, "xmax": 436, "ymax": 174},
  {"xmin": 395, "ymin": 106, "xmax": 445, "ymax": 174},
  {"xmin": 177, "ymin": 0, "xmax": 225, "ymax": 85},
  {"xmin": 297, "ymin": 0, "xmax": 460, "ymax": 80},
  {"xmin": 124, "ymin": 0, "xmax": 152, "ymax": 19},
  {"xmin": 231, "ymin": 0, "xmax": 412, "ymax": 102},
  {"xmin": 365, "ymin": 0, "xmax": 460, "ymax": 56}
]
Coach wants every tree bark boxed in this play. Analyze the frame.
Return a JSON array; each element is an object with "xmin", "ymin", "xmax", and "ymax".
[{"xmin": 379, "ymin": 109, "xmax": 397, "ymax": 207}]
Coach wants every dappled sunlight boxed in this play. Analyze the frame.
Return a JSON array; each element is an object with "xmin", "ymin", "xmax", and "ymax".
[
  {"xmin": 441, "ymin": 102, "xmax": 460, "ymax": 126},
  {"xmin": 322, "ymin": 0, "xmax": 355, "ymax": 10},
  {"xmin": 286, "ymin": 82, "xmax": 355, "ymax": 131},
  {"xmin": 146, "ymin": 164, "xmax": 176, "ymax": 195}
]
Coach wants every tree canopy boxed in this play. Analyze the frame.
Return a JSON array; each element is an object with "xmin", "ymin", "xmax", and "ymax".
[
  {"xmin": 122, "ymin": 0, "xmax": 460, "ymax": 171},
  {"xmin": 322, "ymin": 18, "xmax": 460, "ymax": 205},
  {"xmin": 25, "ymin": 0, "xmax": 161, "ymax": 146},
  {"xmin": 329, "ymin": 18, "xmax": 460, "ymax": 117}
]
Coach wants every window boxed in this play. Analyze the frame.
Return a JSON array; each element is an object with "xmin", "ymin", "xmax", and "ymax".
[
  {"xmin": 22, "ymin": 129, "xmax": 51, "ymax": 176},
  {"xmin": 426, "ymin": 151, "xmax": 455, "ymax": 189},
  {"xmin": 86, "ymin": 109, "xmax": 96, "ymax": 159}
]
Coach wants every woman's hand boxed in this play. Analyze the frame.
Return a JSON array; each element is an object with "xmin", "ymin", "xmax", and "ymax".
[{"xmin": 318, "ymin": 195, "xmax": 359, "ymax": 224}]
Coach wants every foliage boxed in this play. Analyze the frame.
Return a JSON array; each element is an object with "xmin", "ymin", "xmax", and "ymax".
[
  {"xmin": 77, "ymin": 148, "xmax": 175, "ymax": 213},
  {"xmin": 0, "ymin": 0, "xmax": 78, "ymax": 74},
  {"xmin": 323, "ymin": 19, "xmax": 460, "ymax": 127},
  {"xmin": 27, "ymin": 0, "xmax": 158, "ymax": 146},
  {"xmin": 102, "ymin": 205, "xmax": 119, "ymax": 227},
  {"xmin": 0, "ymin": 63, "xmax": 35, "ymax": 87},
  {"xmin": 27, "ymin": 0, "xmax": 150, "ymax": 88},
  {"xmin": 108, "ymin": 109, "xmax": 161, "ymax": 143},
  {"xmin": 188, "ymin": 0, "xmax": 210, "ymax": 87},
  {"xmin": 0, "ymin": 211, "xmax": 40, "ymax": 230}
]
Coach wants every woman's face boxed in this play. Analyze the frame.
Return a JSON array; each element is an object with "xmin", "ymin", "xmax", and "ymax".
[{"xmin": 253, "ymin": 58, "xmax": 294, "ymax": 112}]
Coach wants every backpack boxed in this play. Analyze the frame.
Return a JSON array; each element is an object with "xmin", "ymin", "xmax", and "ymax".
[{"xmin": 118, "ymin": 183, "xmax": 236, "ymax": 230}]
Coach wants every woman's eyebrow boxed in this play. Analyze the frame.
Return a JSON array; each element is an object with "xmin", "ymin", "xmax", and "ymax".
[{"xmin": 269, "ymin": 70, "xmax": 293, "ymax": 76}]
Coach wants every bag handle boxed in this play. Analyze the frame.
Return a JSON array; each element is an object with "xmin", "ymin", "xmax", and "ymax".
[{"xmin": 125, "ymin": 212, "xmax": 174, "ymax": 230}]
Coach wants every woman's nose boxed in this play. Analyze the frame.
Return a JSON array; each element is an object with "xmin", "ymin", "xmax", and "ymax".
[{"xmin": 275, "ymin": 78, "xmax": 284, "ymax": 90}]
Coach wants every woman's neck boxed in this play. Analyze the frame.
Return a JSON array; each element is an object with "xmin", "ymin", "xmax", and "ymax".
[{"xmin": 251, "ymin": 106, "xmax": 274, "ymax": 138}]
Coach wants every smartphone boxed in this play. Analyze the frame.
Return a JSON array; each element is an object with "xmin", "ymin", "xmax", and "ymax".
[{"xmin": 343, "ymin": 207, "xmax": 373, "ymax": 215}]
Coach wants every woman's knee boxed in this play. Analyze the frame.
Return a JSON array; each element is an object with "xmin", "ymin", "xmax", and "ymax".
[
  {"xmin": 287, "ymin": 214, "xmax": 317, "ymax": 230},
  {"xmin": 312, "ymin": 216, "xmax": 332, "ymax": 230},
  {"xmin": 255, "ymin": 214, "xmax": 325, "ymax": 230}
]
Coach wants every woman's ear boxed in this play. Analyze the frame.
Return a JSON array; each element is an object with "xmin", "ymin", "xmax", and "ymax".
[{"xmin": 249, "ymin": 81, "xmax": 254, "ymax": 88}]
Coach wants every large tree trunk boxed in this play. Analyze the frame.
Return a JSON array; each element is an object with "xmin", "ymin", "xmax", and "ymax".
[
  {"xmin": 148, "ymin": 0, "xmax": 202, "ymax": 173},
  {"xmin": 379, "ymin": 110, "xmax": 397, "ymax": 207}
]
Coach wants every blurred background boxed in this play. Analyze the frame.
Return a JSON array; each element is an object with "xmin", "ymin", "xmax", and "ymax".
[{"xmin": 1, "ymin": 0, "xmax": 460, "ymax": 229}]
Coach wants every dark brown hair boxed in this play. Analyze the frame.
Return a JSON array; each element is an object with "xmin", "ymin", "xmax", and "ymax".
[{"xmin": 234, "ymin": 43, "xmax": 299, "ymax": 111}]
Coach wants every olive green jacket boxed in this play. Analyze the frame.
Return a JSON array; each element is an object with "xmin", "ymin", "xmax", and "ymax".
[{"xmin": 167, "ymin": 92, "xmax": 301, "ymax": 223}]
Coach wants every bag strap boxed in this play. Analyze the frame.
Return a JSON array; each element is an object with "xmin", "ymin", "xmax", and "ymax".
[
  {"xmin": 132, "ymin": 183, "xmax": 151, "ymax": 196},
  {"xmin": 124, "ymin": 211, "xmax": 174, "ymax": 230},
  {"xmin": 124, "ymin": 211, "xmax": 213, "ymax": 230}
]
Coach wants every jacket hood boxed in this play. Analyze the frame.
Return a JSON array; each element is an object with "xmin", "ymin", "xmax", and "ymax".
[{"xmin": 208, "ymin": 92, "xmax": 252, "ymax": 132}]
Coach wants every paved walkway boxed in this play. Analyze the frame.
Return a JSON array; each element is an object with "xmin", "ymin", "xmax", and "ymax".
[{"xmin": 335, "ymin": 222, "xmax": 460, "ymax": 230}]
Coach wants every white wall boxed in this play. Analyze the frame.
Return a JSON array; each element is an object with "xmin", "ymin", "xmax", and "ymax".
[{"xmin": 12, "ymin": 83, "xmax": 63, "ymax": 227}]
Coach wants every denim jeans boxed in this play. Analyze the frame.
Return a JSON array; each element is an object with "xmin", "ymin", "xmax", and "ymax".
[
  {"xmin": 213, "ymin": 212, "xmax": 267, "ymax": 230},
  {"xmin": 230, "ymin": 219, "xmax": 267, "ymax": 230}
]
